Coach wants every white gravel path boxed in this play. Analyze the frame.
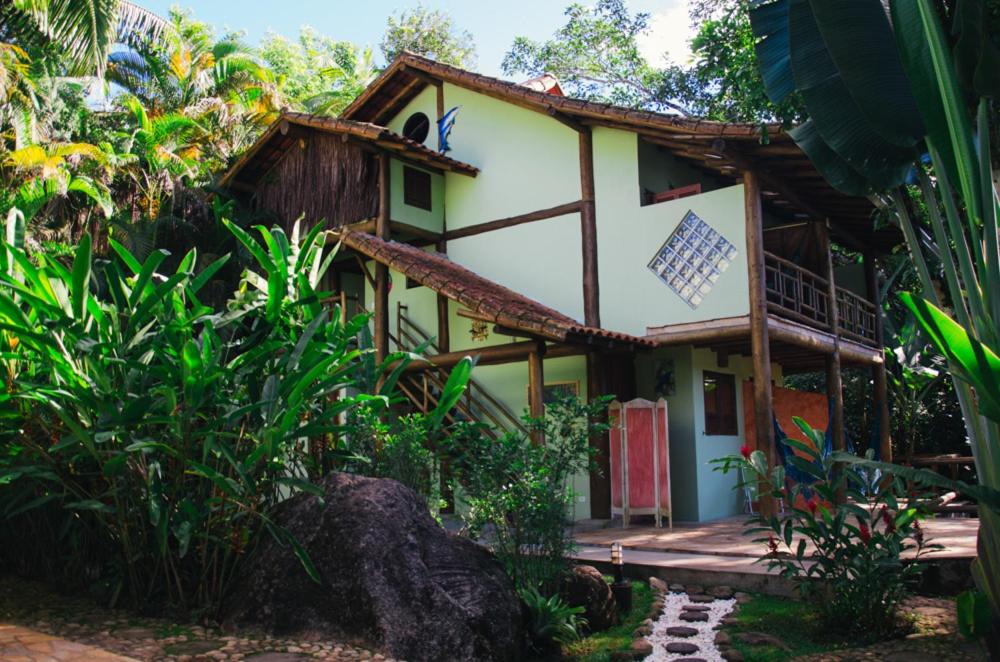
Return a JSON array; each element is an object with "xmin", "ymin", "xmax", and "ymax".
[{"xmin": 645, "ymin": 592, "xmax": 737, "ymax": 662}]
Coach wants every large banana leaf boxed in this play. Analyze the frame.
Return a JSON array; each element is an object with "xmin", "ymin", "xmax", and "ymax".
[
  {"xmin": 787, "ymin": 0, "xmax": 916, "ymax": 190},
  {"xmin": 900, "ymin": 292, "xmax": 1000, "ymax": 423}
]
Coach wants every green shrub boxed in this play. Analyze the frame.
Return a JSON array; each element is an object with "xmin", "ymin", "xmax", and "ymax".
[
  {"xmin": 520, "ymin": 586, "xmax": 586, "ymax": 652},
  {"xmin": 446, "ymin": 396, "xmax": 610, "ymax": 592},
  {"xmin": 714, "ymin": 417, "xmax": 939, "ymax": 638},
  {"xmin": 0, "ymin": 219, "xmax": 441, "ymax": 613}
]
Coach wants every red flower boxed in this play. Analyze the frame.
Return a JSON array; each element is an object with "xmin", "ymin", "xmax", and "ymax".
[
  {"xmin": 880, "ymin": 506, "xmax": 896, "ymax": 534},
  {"xmin": 767, "ymin": 534, "xmax": 779, "ymax": 554},
  {"xmin": 858, "ymin": 523, "xmax": 872, "ymax": 544},
  {"xmin": 806, "ymin": 495, "xmax": 819, "ymax": 516},
  {"xmin": 740, "ymin": 444, "xmax": 752, "ymax": 460}
]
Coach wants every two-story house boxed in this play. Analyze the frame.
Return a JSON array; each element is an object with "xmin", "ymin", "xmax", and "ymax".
[{"xmin": 220, "ymin": 53, "xmax": 897, "ymax": 523}]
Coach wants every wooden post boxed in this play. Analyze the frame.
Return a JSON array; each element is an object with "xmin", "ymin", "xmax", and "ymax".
[
  {"xmin": 435, "ymin": 81, "xmax": 445, "ymax": 151},
  {"xmin": 587, "ymin": 351, "xmax": 611, "ymax": 518},
  {"xmin": 436, "ymin": 239, "xmax": 450, "ymax": 353},
  {"xmin": 744, "ymin": 170, "xmax": 777, "ymax": 516},
  {"xmin": 818, "ymin": 220, "xmax": 846, "ymax": 502},
  {"xmin": 579, "ymin": 127, "xmax": 600, "ymax": 328},
  {"xmin": 865, "ymin": 252, "xmax": 892, "ymax": 462},
  {"xmin": 374, "ymin": 153, "xmax": 391, "ymax": 363},
  {"xmin": 528, "ymin": 341, "xmax": 546, "ymax": 444}
]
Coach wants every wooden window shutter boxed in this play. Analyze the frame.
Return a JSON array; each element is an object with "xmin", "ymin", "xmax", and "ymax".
[{"xmin": 403, "ymin": 166, "xmax": 432, "ymax": 211}]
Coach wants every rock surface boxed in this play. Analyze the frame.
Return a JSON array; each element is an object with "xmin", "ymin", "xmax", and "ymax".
[
  {"xmin": 560, "ymin": 565, "xmax": 617, "ymax": 632},
  {"xmin": 225, "ymin": 473, "xmax": 523, "ymax": 662}
]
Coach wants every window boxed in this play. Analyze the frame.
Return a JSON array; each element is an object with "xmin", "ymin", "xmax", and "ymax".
[
  {"xmin": 703, "ymin": 371, "xmax": 737, "ymax": 436},
  {"xmin": 402, "ymin": 112, "xmax": 431, "ymax": 143},
  {"xmin": 403, "ymin": 166, "xmax": 432, "ymax": 210}
]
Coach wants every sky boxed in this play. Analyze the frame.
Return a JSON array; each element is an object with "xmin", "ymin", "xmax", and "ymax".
[{"xmin": 139, "ymin": 0, "xmax": 696, "ymax": 77}]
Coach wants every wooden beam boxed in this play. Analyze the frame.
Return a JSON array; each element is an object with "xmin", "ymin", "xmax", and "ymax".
[
  {"xmin": 436, "ymin": 238, "xmax": 450, "ymax": 353},
  {"xmin": 401, "ymin": 340, "xmax": 582, "ymax": 372},
  {"xmin": 865, "ymin": 252, "xmax": 892, "ymax": 462},
  {"xmin": 528, "ymin": 340, "xmax": 546, "ymax": 444},
  {"xmin": 374, "ymin": 153, "xmax": 391, "ymax": 363},
  {"xmin": 745, "ymin": 170, "xmax": 777, "ymax": 517},
  {"xmin": 579, "ymin": 127, "xmax": 601, "ymax": 328},
  {"xmin": 819, "ymin": 220, "xmax": 846, "ymax": 501},
  {"xmin": 436, "ymin": 78, "xmax": 446, "ymax": 152},
  {"xmin": 587, "ymin": 351, "xmax": 611, "ymax": 518},
  {"xmin": 443, "ymin": 200, "xmax": 583, "ymax": 241}
]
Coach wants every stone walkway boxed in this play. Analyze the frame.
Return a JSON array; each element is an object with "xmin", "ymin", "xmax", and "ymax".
[
  {"xmin": 0, "ymin": 576, "xmax": 391, "ymax": 661},
  {"xmin": 0, "ymin": 624, "xmax": 137, "ymax": 661}
]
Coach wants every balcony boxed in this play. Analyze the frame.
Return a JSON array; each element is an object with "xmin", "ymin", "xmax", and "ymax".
[{"xmin": 763, "ymin": 252, "xmax": 877, "ymax": 346}]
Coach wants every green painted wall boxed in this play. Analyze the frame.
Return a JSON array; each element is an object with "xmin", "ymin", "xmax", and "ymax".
[
  {"xmin": 389, "ymin": 159, "xmax": 444, "ymax": 234},
  {"xmin": 637, "ymin": 137, "xmax": 723, "ymax": 198},
  {"xmin": 592, "ymin": 127, "xmax": 750, "ymax": 336},
  {"xmin": 633, "ymin": 346, "xmax": 784, "ymax": 522}
]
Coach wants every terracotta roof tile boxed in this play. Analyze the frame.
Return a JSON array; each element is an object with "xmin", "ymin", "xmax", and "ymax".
[{"xmin": 340, "ymin": 231, "xmax": 653, "ymax": 348}]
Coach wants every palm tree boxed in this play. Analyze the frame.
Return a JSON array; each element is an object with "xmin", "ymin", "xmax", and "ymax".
[
  {"xmin": 0, "ymin": 0, "xmax": 166, "ymax": 78},
  {"xmin": 301, "ymin": 44, "xmax": 378, "ymax": 116},
  {"xmin": 107, "ymin": 9, "xmax": 279, "ymax": 167}
]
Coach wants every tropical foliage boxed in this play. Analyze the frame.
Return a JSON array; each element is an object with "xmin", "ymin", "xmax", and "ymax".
[
  {"xmin": 714, "ymin": 418, "xmax": 939, "ymax": 639},
  {"xmin": 446, "ymin": 396, "xmax": 609, "ymax": 593},
  {"xmin": 380, "ymin": 5, "xmax": 476, "ymax": 68},
  {"xmin": 747, "ymin": 0, "xmax": 1000, "ymax": 633}
]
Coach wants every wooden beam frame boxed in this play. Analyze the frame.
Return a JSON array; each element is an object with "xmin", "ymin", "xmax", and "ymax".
[
  {"xmin": 374, "ymin": 153, "xmax": 391, "ymax": 363},
  {"xmin": 579, "ymin": 127, "xmax": 601, "ymax": 328},
  {"xmin": 818, "ymin": 220, "xmax": 846, "ymax": 501},
  {"xmin": 442, "ymin": 200, "xmax": 583, "ymax": 241},
  {"xmin": 865, "ymin": 252, "xmax": 892, "ymax": 462},
  {"xmin": 745, "ymin": 170, "xmax": 777, "ymax": 517},
  {"xmin": 399, "ymin": 340, "xmax": 583, "ymax": 372},
  {"xmin": 528, "ymin": 340, "xmax": 546, "ymax": 444}
]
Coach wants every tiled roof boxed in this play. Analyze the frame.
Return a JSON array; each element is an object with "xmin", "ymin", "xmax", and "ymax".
[
  {"xmin": 340, "ymin": 230, "xmax": 654, "ymax": 349},
  {"xmin": 219, "ymin": 112, "xmax": 478, "ymax": 189}
]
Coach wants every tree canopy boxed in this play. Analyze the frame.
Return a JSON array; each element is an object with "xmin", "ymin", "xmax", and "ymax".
[{"xmin": 380, "ymin": 5, "xmax": 476, "ymax": 68}]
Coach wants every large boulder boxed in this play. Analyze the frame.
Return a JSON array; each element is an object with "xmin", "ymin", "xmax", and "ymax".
[
  {"xmin": 559, "ymin": 565, "xmax": 617, "ymax": 632},
  {"xmin": 224, "ymin": 473, "xmax": 523, "ymax": 662}
]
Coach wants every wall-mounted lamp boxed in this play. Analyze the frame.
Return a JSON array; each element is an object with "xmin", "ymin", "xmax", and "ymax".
[
  {"xmin": 469, "ymin": 319, "xmax": 489, "ymax": 342},
  {"xmin": 610, "ymin": 541, "xmax": 632, "ymax": 614}
]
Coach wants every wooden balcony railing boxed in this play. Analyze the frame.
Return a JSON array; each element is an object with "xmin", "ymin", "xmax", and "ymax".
[{"xmin": 763, "ymin": 251, "xmax": 878, "ymax": 346}]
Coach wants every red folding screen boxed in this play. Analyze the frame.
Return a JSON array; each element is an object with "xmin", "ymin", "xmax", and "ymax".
[{"xmin": 609, "ymin": 398, "xmax": 672, "ymax": 528}]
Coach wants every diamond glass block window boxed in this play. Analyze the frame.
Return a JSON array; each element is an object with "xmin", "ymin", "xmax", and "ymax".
[{"xmin": 648, "ymin": 210, "xmax": 738, "ymax": 308}]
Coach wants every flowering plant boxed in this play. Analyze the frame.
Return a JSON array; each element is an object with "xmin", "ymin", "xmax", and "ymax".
[{"xmin": 714, "ymin": 417, "xmax": 940, "ymax": 638}]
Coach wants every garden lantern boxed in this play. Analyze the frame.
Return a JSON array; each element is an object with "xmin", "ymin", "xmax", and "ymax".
[{"xmin": 610, "ymin": 541, "xmax": 632, "ymax": 614}]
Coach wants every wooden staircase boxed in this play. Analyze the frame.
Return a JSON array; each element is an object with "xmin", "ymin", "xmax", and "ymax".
[
  {"xmin": 394, "ymin": 303, "xmax": 528, "ymax": 438},
  {"xmin": 330, "ymin": 292, "xmax": 526, "ymax": 436}
]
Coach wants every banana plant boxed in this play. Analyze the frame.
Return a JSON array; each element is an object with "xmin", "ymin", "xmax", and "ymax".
[{"xmin": 749, "ymin": 0, "xmax": 1000, "ymax": 632}]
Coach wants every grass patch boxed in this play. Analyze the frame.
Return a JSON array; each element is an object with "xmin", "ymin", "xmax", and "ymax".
[
  {"xmin": 562, "ymin": 580, "xmax": 654, "ymax": 662},
  {"xmin": 724, "ymin": 594, "xmax": 858, "ymax": 662}
]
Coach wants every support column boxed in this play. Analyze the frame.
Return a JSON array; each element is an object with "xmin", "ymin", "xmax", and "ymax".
[
  {"xmin": 579, "ymin": 127, "xmax": 600, "ymax": 328},
  {"xmin": 435, "ymin": 239, "xmax": 450, "ymax": 352},
  {"xmin": 528, "ymin": 341, "xmax": 546, "ymax": 445},
  {"xmin": 818, "ymin": 221, "xmax": 845, "ymax": 456},
  {"xmin": 744, "ymin": 170, "xmax": 777, "ymax": 516},
  {"xmin": 587, "ymin": 351, "xmax": 611, "ymax": 518},
  {"xmin": 374, "ymin": 153, "xmax": 391, "ymax": 363},
  {"xmin": 818, "ymin": 221, "xmax": 846, "ymax": 503},
  {"xmin": 865, "ymin": 252, "xmax": 892, "ymax": 462}
]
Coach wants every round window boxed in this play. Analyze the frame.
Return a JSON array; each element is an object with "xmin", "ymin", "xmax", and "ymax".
[{"xmin": 402, "ymin": 112, "xmax": 431, "ymax": 144}]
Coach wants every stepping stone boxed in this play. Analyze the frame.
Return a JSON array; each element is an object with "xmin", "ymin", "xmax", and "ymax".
[
  {"xmin": 666, "ymin": 641, "xmax": 700, "ymax": 654},
  {"xmin": 669, "ymin": 583, "xmax": 686, "ymax": 593},
  {"xmin": 683, "ymin": 604, "xmax": 711, "ymax": 612},
  {"xmin": 709, "ymin": 585, "xmax": 734, "ymax": 599},
  {"xmin": 679, "ymin": 611, "xmax": 709, "ymax": 622},
  {"xmin": 688, "ymin": 594, "xmax": 715, "ymax": 603},
  {"xmin": 665, "ymin": 626, "xmax": 699, "ymax": 638},
  {"xmin": 735, "ymin": 631, "xmax": 790, "ymax": 651},
  {"xmin": 162, "ymin": 639, "xmax": 224, "ymax": 655},
  {"xmin": 675, "ymin": 658, "xmax": 708, "ymax": 662},
  {"xmin": 686, "ymin": 585, "xmax": 704, "ymax": 595}
]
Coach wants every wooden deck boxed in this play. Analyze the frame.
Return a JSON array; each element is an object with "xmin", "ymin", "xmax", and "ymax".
[{"xmin": 574, "ymin": 515, "xmax": 978, "ymax": 560}]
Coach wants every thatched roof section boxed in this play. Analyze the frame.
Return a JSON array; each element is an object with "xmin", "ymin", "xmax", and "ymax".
[
  {"xmin": 341, "ymin": 53, "xmax": 901, "ymax": 254},
  {"xmin": 220, "ymin": 112, "xmax": 478, "ymax": 190}
]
